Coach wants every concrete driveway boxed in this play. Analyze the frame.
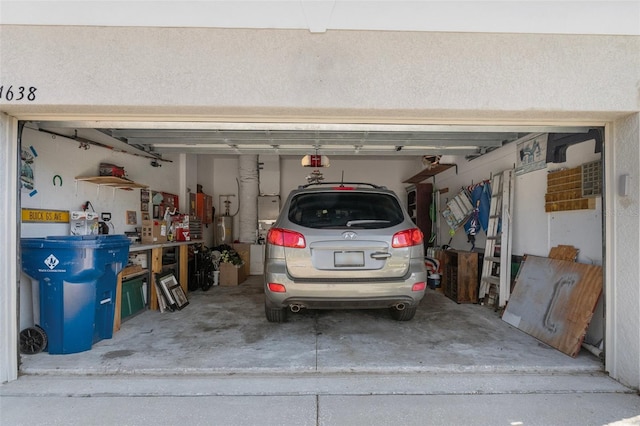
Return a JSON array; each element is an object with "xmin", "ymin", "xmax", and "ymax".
[{"xmin": 6, "ymin": 275, "xmax": 639, "ymax": 426}]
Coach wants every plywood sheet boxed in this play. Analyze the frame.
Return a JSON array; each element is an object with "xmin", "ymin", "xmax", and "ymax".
[
  {"xmin": 548, "ymin": 245, "xmax": 579, "ymax": 262},
  {"xmin": 502, "ymin": 255, "xmax": 602, "ymax": 357}
]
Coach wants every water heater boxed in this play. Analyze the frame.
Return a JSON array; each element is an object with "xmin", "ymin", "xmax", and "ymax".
[{"xmin": 215, "ymin": 215, "xmax": 233, "ymax": 246}]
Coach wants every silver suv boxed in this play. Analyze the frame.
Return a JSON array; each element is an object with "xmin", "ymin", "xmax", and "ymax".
[{"xmin": 264, "ymin": 182, "xmax": 427, "ymax": 322}]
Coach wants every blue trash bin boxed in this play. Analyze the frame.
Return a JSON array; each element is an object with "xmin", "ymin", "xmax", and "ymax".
[{"xmin": 21, "ymin": 235, "xmax": 130, "ymax": 354}]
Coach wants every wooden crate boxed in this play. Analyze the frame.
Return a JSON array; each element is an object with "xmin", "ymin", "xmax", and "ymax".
[{"xmin": 442, "ymin": 250, "xmax": 478, "ymax": 303}]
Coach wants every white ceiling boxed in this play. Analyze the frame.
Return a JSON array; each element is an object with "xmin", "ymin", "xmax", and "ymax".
[
  {"xmin": 29, "ymin": 121, "xmax": 593, "ymax": 160},
  {"xmin": 2, "ymin": 1, "xmax": 639, "ymax": 36}
]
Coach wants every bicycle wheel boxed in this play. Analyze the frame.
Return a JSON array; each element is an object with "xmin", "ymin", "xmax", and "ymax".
[{"xmin": 201, "ymin": 264, "xmax": 215, "ymax": 291}]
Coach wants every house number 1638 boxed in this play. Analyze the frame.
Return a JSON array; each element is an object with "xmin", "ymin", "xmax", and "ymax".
[{"xmin": 0, "ymin": 85, "xmax": 37, "ymax": 101}]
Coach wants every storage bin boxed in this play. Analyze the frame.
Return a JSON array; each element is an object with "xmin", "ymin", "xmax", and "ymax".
[
  {"xmin": 20, "ymin": 235, "xmax": 130, "ymax": 354},
  {"xmin": 121, "ymin": 277, "xmax": 146, "ymax": 319}
]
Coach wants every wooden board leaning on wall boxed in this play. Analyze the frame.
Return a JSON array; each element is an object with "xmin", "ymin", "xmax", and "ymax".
[{"xmin": 502, "ymin": 255, "xmax": 602, "ymax": 357}]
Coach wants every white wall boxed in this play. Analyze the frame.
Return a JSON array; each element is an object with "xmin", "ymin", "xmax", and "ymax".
[
  {"xmin": 280, "ymin": 156, "xmax": 419, "ymax": 201},
  {"xmin": 200, "ymin": 155, "xmax": 420, "ymax": 244},
  {"xmin": 18, "ymin": 128, "xmax": 182, "ymax": 330},
  {"xmin": 547, "ymin": 141, "xmax": 603, "ymax": 264},
  {"xmin": 20, "ymin": 127, "xmax": 181, "ymax": 238},
  {"xmin": 430, "ymin": 136, "xmax": 602, "ymax": 264}
]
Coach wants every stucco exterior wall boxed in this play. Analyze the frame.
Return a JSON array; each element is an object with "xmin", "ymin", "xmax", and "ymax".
[
  {"xmin": 0, "ymin": 114, "xmax": 19, "ymax": 383},
  {"xmin": 0, "ymin": 26, "xmax": 638, "ymax": 121},
  {"xmin": 607, "ymin": 114, "xmax": 640, "ymax": 389}
]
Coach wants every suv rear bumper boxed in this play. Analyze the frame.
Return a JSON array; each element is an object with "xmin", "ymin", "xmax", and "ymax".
[
  {"xmin": 264, "ymin": 263, "xmax": 427, "ymax": 310},
  {"xmin": 270, "ymin": 296, "xmax": 419, "ymax": 310}
]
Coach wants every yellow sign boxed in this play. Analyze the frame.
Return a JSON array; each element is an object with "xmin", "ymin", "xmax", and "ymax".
[{"xmin": 21, "ymin": 209, "xmax": 70, "ymax": 223}]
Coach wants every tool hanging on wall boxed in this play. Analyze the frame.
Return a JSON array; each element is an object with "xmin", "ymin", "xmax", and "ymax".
[
  {"xmin": 441, "ymin": 189, "xmax": 474, "ymax": 230},
  {"xmin": 466, "ymin": 200, "xmax": 481, "ymax": 250}
]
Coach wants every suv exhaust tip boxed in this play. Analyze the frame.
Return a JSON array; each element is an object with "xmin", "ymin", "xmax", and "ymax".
[
  {"xmin": 394, "ymin": 303, "xmax": 406, "ymax": 311},
  {"xmin": 289, "ymin": 304, "xmax": 304, "ymax": 313}
]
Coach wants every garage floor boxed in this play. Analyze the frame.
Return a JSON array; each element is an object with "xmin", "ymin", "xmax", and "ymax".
[{"xmin": 18, "ymin": 275, "xmax": 603, "ymax": 376}]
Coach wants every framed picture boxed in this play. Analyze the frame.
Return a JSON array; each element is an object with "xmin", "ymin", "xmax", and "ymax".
[
  {"xmin": 156, "ymin": 271, "xmax": 179, "ymax": 310},
  {"xmin": 126, "ymin": 210, "xmax": 137, "ymax": 225},
  {"xmin": 170, "ymin": 285, "xmax": 189, "ymax": 310},
  {"xmin": 155, "ymin": 271, "xmax": 189, "ymax": 311},
  {"xmin": 155, "ymin": 281, "xmax": 170, "ymax": 313}
]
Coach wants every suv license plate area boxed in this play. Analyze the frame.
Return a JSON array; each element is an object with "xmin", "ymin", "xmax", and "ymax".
[{"xmin": 334, "ymin": 251, "xmax": 364, "ymax": 267}]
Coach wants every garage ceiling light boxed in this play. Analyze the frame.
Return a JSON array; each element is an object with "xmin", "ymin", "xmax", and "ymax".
[{"xmin": 301, "ymin": 154, "xmax": 330, "ymax": 167}]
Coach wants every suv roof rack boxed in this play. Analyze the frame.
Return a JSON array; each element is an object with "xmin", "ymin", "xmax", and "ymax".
[{"xmin": 298, "ymin": 182, "xmax": 387, "ymax": 190}]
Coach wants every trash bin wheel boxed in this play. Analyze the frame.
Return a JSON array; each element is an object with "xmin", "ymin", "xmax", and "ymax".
[{"xmin": 20, "ymin": 326, "xmax": 48, "ymax": 354}]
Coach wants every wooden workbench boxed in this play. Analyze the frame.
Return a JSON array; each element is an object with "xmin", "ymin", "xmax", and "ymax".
[{"xmin": 114, "ymin": 240, "xmax": 203, "ymax": 332}]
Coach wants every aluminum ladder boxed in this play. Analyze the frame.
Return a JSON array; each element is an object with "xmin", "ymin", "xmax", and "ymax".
[{"xmin": 479, "ymin": 169, "xmax": 514, "ymax": 308}]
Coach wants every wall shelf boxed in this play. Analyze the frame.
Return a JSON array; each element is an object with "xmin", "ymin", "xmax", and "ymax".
[
  {"xmin": 75, "ymin": 176, "xmax": 149, "ymax": 190},
  {"xmin": 403, "ymin": 164, "xmax": 456, "ymax": 183}
]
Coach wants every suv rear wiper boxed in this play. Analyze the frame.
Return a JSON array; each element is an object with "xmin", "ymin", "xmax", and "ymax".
[{"xmin": 346, "ymin": 219, "xmax": 391, "ymax": 227}]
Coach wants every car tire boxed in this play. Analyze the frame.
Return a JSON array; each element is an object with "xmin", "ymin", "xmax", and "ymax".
[
  {"xmin": 389, "ymin": 306, "xmax": 417, "ymax": 321},
  {"xmin": 265, "ymin": 302, "xmax": 288, "ymax": 323}
]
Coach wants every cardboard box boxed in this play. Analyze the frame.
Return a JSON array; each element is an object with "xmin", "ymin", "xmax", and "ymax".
[
  {"xmin": 219, "ymin": 262, "xmax": 246, "ymax": 286},
  {"xmin": 250, "ymin": 244, "xmax": 265, "ymax": 275},
  {"xmin": 233, "ymin": 243, "xmax": 251, "ymax": 277},
  {"xmin": 141, "ymin": 220, "xmax": 167, "ymax": 244}
]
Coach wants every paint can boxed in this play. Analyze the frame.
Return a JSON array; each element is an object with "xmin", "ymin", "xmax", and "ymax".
[{"xmin": 427, "ymin": 273, "xmax": 441, "ymax": 289}]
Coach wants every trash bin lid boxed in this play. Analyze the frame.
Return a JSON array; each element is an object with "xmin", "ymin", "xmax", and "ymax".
[
  {"xmin": 21, "ymin": 235, "xmax": 131, "ymax": 279},
  {"xmin": 21, "ymin": 234, "xmax": 131, "ymax": 249}
]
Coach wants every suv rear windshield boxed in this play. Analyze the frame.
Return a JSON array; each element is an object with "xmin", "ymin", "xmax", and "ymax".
[{"xmin": 288, "ymin": 192, "xmax": 404, "ymax": 229}]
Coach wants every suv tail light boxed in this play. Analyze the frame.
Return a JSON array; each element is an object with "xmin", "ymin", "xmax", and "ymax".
[
  {"xmin": 267, "ymin": 283, "xmax": 287, "ymax": 293},
  {"xmin": 392, "ymin": 228, "xmax": 424, "ymax": 248},
  {"xmin": 267, "ymin": 228, "xmax": 306, "ymax": 248}
]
